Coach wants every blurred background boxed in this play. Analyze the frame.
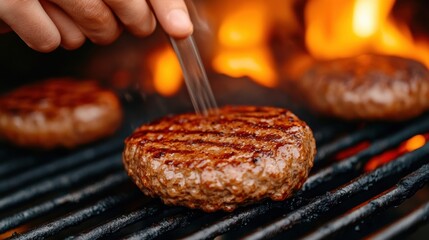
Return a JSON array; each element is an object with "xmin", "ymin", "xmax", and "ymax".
[{"xmin": 1, "ymin": 0, "xmax": 428, "ymax": 98}]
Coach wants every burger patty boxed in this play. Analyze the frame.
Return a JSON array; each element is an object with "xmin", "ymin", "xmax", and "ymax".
[
  {"xmin": 123, "ymin": 106, "xmax": 316, "ymax": 212},
  {"xmin": 297, "ymin": 54, "xmax": 429, "ymax": 120},
  {"xmin": 0, "ymin": 78, "xmax": 123, "ymax": 149}
]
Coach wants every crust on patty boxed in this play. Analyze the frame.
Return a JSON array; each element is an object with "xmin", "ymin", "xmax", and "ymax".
[
  {"xmin": 123, "ymin": 106, "xmax": 316, "ymax": 212},
  {"xmin": 0, "ymin": 78, "xmax": 123, "ymax": 149},
  {"xmin": 298, "ymin": 54, "xmax": 429, "ymax": 120}
]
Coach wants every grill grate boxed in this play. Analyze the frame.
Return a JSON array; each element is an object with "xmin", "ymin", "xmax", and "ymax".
[
  {"xmin": 1, "ymin": 110, "xmax": 429, "ymax": 239},
  {"xmin": 0, "ymin": 153, "xmax": 123, "ymax": 212},
  {"xmin": 370, "ymin": 200, "xmax": 429, "ymax": 240},
  {"xmin": 302, "ymin": 163, "xmax": 429, "ymax": 240},
  {"xmin": 242, "ymin": 149, "xmax": 429, "ymax": 240},
  {"xmin": 0, "ymin": 173, "xmax": 128, "ymax": 233},
  {"xmin": 76, "ymin": 203, "xmax": 162, "ymax": 240}
]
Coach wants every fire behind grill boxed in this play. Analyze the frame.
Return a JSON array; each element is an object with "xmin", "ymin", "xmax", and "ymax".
[{"xmin": 1, "ymin": 78, "xmax": 429, "ymax": 240}]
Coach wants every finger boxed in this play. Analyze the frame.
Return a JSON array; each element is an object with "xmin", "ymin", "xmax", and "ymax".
[
  {"xmin": 149, "ymin": 0, "xmax": 193, "ymax": 38},
  {"xmin": 0, "ymin": 1, "xmax": 60, "ymax": 52},
  {"xmin": 103, "ymin": 0, "xmax": 156, "ymax": 37},
  {"xmin": 40, "ymin": 0, "xmax": 86, "ymax": 50},
  {"xmin": 49, "ymin": 0, "xmax": 121, "ymax": 45}
]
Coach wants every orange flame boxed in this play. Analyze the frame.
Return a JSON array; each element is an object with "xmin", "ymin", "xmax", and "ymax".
[
  {"xmin": 305, "ymin": 0, "xmax": 429, "ymax": 67},
  {"xmin": 402, "ymin": 134, "xmax": 426, "ymax": 152},
  {"xmin": 0, "ymin": 225, "xmax": 28, "ymax": 239},
  {"xmin": 365, "ymin": 134, "xmax": 428, "ymax": 172},
  {"xmin": 334, "ymin": 141, "xmax": 370, "ymax": 161},
  {"xmin": 213, "ymin": 1, "xmax": 278, "ymax": 87},
  {"xmin": 150, "ymin": 46, "xmax": 183, "ymax": 97}
]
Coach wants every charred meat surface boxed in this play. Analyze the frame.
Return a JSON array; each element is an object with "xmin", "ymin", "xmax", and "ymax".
[
  {"xmin": 0, "ymin": 78, "xmax": 123, "ymax": 149},
  {"xmin": 123, "ymin": 106, "xmax": 316, "ymax": 212},
  {"xmin": 298, "ymin": 54, "xmax": 429, "ymax": 120}
]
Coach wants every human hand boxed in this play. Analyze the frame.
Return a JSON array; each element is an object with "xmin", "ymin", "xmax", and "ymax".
[{"xmin": 0, "ymin": 0, "xmax": 193, "ymax": 52}]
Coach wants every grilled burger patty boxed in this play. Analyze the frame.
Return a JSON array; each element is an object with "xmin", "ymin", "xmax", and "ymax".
[
  {"xmin": 297, "ymin": 54, "xmax": 429, "ymax": 120},
  {"xmin": 123, "ymin": 106, "xmax": 316, "ymax": 212},
  {"xmin": 0, "ymin": 78, "xmax": 122, "ymax": 149}
]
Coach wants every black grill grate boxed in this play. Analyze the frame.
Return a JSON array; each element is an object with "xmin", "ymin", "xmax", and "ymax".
[
  {"xmin": 1, "ymin": 110, "xmax": 429, "ymax": 239},
  {"xmin": 302, "ymin": 163, "xmax": 429, "ymax": 240},
  {"xmin": 370, "ymin": 200, "xmax": 429, "ymax": 240}
]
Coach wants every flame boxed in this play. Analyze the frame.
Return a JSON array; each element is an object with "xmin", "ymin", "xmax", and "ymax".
[
  {"xmin": 305, "ymin": 0, "xmax": 429, "ymax": 67},
  {"xmin": 353, "ymin": 0, "xmax": 387, "ymax": 38},
  {"xmin": 150, "ymin": 46, "xmax": 183, "ymax": 97},
  {"xmin": 213, "ymin": 1, "xmax": 278, "ymax": 87},
  {"xmin": 365, "ymin": 134, "xmax": 428, "ymax": 172},
  {"xmin": 334, "ymin": 141, "xmax": 370, "ymax": 161},
  {"xmin": 213, "ymin": 48, "xmax": 277, "ymax": 87},
  {"xmin": 217, "ymin": 6, "xmax": 266, "ymax": 48},
  {"xmin": 403, "ymin": 134, "xmax": 426, "ymax": 152},
  {"xmin": 0, "ymin": 225, "xmax": 28, "ymax": 239}
]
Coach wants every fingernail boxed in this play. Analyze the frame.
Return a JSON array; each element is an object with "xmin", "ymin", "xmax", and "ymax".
[{"xmin": 167, "ymin": 9, "xmax": 193, "ymax": 35}]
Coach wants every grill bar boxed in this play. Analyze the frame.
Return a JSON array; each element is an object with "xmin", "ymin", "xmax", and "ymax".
[
  {"xmin": 0, "ymin": 172, "xmax": 128, "ymax": 233},
  {"xmin": 302, "ymin": 163, "xmax": 429, "ymax": 240},
  {"xmin": 125, "ymin": 210, "xmax": 202, "ymax": 240},
  {"xmin": 0, "ymin": 139, "xmax": 122, "ymax": 193},
  {"xmin": 75, "ymin": 203, "xmax": 162, "ymax": 240},
  {"xmin": 314, "ymin": 123, "xmax": 393, "ymax": 164},
  {"xmin": 0, "ymin": 156, "xmax": 35, "ymax": 178},
  {"xmin": 304, "ymin": 115, "xmax": 429, "ymax": 191},
  {"xmin": 370, "ymin": 200, "xmax": 429, "ymax": 240},
  {"xmin": 10, "ymin": 193, "xmax": 136, "ymax": 240},
  {"xmin": 182, "ymin": 201, "xmax": 285, "ymax": 240},
  {"xmin": 242, "ymin": 144, "xmax": 429, "ymax": 240},
  {"xmin": 0, "ymin": 148, "xmax": 21, "ymax": 160},
  {"xmin": 182, "ymin": 116, "xmax": 429, "ymax": 240},
  {"xmin": 312, "ymin": 123, "xmax": 355, "ymax": 144},
  {"xmin": 0, "ymin": 153, "xmax": 122, "ymax": 211}
]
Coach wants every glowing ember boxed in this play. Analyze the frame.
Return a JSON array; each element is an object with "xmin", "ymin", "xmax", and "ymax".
[
  {"xmin": 305, "ymin": 0, "xmax": 429, "ymax": 67},
  {"xmin": 334, "ymin": 141, "xmax": 370, "ymax": 161},
  {"xmin": 403, "ymin": 134, "xmax": 426, "ymax": 152},
  {"xmin": 213, "ymin": 1, "xmax": 278, "ymax": 87},
  {"xmin": 364, "ymin": 149, "xmax": 399, "ymax": 173},
  {"xmin": 150, "ymin": 46, "xmax": 183, "ymax": 97},
  {"xmin": 365, "ymin": 134, "xmax": 428, "ymax": 172},
  {"xmin": 0, "ymin": 226, "xmax": 28, "ymax": 239}
]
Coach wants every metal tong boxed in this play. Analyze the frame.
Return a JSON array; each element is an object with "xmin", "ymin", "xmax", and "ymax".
[
  {"xmin": 167, "ymin": 0, "xmax": 217, "ymax": 116},
  {"xmin": 169, "ymin": 35, "xmax": 217, "ymax": 116}
]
